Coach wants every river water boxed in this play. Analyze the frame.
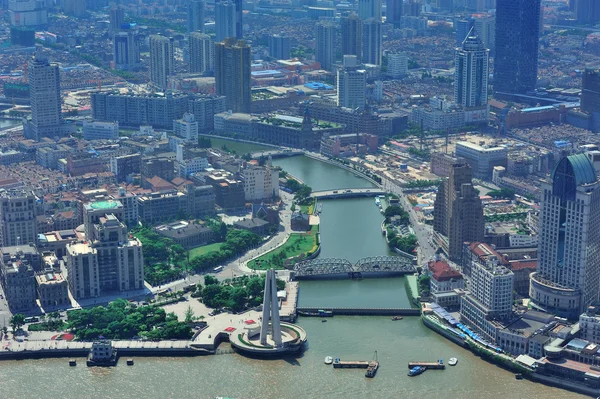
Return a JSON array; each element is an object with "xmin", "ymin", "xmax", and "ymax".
[
  {"xmin": 0, "ymin": 118, "xmax": 20, "ymax": 130},
  {"xmin": 0, "ymin": 152, "xmax": 583, "ymax": 398}
]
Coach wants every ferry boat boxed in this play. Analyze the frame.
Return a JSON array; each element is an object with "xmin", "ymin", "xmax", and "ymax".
[
  {"xmin": 298, "ymin": 309, "xmax": 333, "ymax": 317},
  {"xmin": 448, "ymin": 357, "xmax": 458, "ymax": 366},
  {"xmin": 324, "ymin": 356, "xmax": 333, "ymax": 365},
  {"xmin": 86, "ymin": 341, "xmax": 117, "ymax": 367},
  {"xmin": 408, "ymin": 366, "xmax": 426, "ymax": 377}
]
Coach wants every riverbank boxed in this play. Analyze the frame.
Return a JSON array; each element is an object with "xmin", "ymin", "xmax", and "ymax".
[{"xmin": 422, "ymin": 313, "xmax": 600, "ymax": 397}]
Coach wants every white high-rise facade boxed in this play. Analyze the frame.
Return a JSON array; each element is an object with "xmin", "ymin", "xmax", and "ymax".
[
  {"xmin": 337, "ymin": 56, "xmax": 366, "ymax": 109},
  {"xmin": 189, "ymin": 32, "xmax": 214, "ymax": 74},
  {"xmin": 149, "ymin": 35, "xmax": 174, "ymax": 90},
  {"xmin": 454, "ymin": 28, "xmax": 489, "ymax": 108},
  {"xmin": 530, "ymin": 154, "xmax": 600, "ymax": 319},
  {"xmin": 387, "ymin": 53, "xmax": 408, "ymax": 78}
]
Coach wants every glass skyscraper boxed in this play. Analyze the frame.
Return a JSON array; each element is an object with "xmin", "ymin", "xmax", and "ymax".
[{"xmin": 494, "ymin": 0, "xmax": 541, "ymax": 94}]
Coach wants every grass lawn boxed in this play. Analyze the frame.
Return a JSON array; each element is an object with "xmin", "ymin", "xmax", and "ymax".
[
  {"xmin": 248, "ymin": 230, "xmax": 318, "ymax": 270},
  {"xmin": 189, "ymin": 242, "xmax": 222, "ymax": 258}
]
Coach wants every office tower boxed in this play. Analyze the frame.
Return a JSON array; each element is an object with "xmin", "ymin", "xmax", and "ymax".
[
  {"xmin": 25, "ymin": 47, "xmax": 68, "ymax": 140},
  {"xmin": 362, "ymin": 18, "xmax": 382, "ymax": 65},
  {"xmin": 341, "ymin": 13, "xmax": 362, "ymax": 63},
  {"xmin": 337, "ymin": 55, "xmax": 366, "ymax": 109},
  {"xmin": 233, "ymin": 0, "xmax": 243, "ymax": 39},
  {"xmin": 455, "ymin": 19, "xmax": 471, "ymax": 46},
  {"xmin": 109, "ymin": 6, "xmax": 124, "ymax": 31},
  {"xmin": 530, "ymin": 154, "xmax": 600, "ymax": 319},
  {"xmin": 215, "ymin": 38, "xmax": 251, "ymax": 113},
  {"xmin": 494, "ymin": 0, "xmax": 541, "ymax": 94},
  {"xmin": 358, "ymin": 0, "xmax": 382, "ymax": 20},
  {"xmin": 408, "ymin": 0, "xmax": 421, "ymax": 16},
  {"xmin": 113, "ymin": 30, "xmax": 140, "ymax": 70},
  {"xmin": 149, "ymin": 35, "xmax": 174, "ymax": 90},
  {"xmin": 316, "ymin": 22, "xmax": 335, "ymax": 71},
  {"xmin": 386, "ymin": 0, "xmax": 403, "ymax": 26},
  {"xmin": 215, "ymin": 1, "xmax": 236, "ymax": 41},
  {"xmin": 0, "ymin": 189, "xmax": 38, "ymax": 247},
  {"xmin": 188, "ymin": 0, "xmax": 205, "ymax": 33},
  {"xmin": 438, "ymin": 0, "xmax": 453, "ymax": 11},
  {"xmin": 63, "ymin": 0, "xmax": 86, "ymax": 17},
  {"xmin": 575, "ymin": 0, "xmax": 600, "ymax": 24},
  {"xmin": 8, "ymin": 0, "xmax": 48, "ymax": 27},
  {"xmin": 387, "ymin": 52, "xmax": 408, "ymax": 78},
  {"xmin": 472, "ymin": 14, "xmax": 495, "ymax": 52},
  {"xmin": 189, "ymin": 32, "xmax": 214, "ymax": 74},
  {"xmin": 433, "ymin": 163, "xmax": 484, "ymax": 261},
  {"xmin": 581, "ymin": 68, "xmax": 600, "ymax": 114},
  {"xmin": 454, "ymin": 28, "xmax": 489, "ymax": 108},
  {"xmin": 268, "ymin": 34, "xmax": 291, "ymax": 60}
]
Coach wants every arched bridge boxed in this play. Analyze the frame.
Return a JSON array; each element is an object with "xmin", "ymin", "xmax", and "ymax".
[
  {"xmin": 310, "ymin": 188, "xmax": 385, "ymax": 199},
  {"xmin": 293, "ymin": 256, "xmax": 416, "ymax": 279}
]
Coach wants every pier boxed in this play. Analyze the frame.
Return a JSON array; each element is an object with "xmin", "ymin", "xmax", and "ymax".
[
  {"xmin": 297, "ymin": 307, "xmax": 420, "ymax": 316},
  {"xmin": 333, "ymin": 360, "xmax": 370, "ymax": 368},
  {"xmin": 408, "ymin": 360, "xmax": 445, "ymax": 369}
]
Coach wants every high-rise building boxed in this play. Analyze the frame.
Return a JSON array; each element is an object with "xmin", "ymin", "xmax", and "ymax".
[
  {"xmin": 109, "ymin": 6, "xmax": 124, "ymax": 31},
  {"xmin": 575, "ymin": 0, "xmax": 600, "ymax": 24},
  {"xmin": 189, "ymin": 32, "xmax": 214, "ymax": 74},
  {"xmin": 113, "ymin": 30, "xmax": 140, "ymax": 70},
  {"xmin": 455, "ymin": 19, "xmax": 471, "ymax": 46},
  {"xmin": 316, "ymin": 22, "xmax": 335, "ymax": 71},
  {"xmin": 341, "ymin": 13, "xmax": 362, "ymax": 63},
  {"xmin": 0, "ymin": 189, "xmax": 38, "ymax": 247},
  {"xmin": 530, "ymin": 154, "xmax": 600, "ymax": 319},
  {"xmin": 494, "ymin": 0, "xmax": 541, "ymax": 94},
  {"xmin": 472, "ymin": 14, "xmax": 495, "ymax": 52},
  {"xmin": 187, "ymin": 0, "xmax": 205, "ymax": 33},
  {"xmin": 66, "ymin": 201, "xmax": 144, "ymax": 299},
  {"xmin": 337, "ymin": 56, "xmax": 366, "ymax": 109},
  {"xmin": 362, "ymin": 18, "xmax": 382, "ymax": 65},
  {"xmin": 581, "ymin": 68, "xmax": 600, "ymax": 114},
  {"xmin": 433, "ymin": 163, "xmax": 484, "ymax": 260},
  {"xmin": 454, "ymin": 28, "xmax": 489, "ymax": 108},
  {"xmin": 215, "ymin": 1, "xmax": 236, "ymax": 42},
  {"xmin": 215, "ymin": 38, "xmax": 251, "ymax": 113},
  {"xmin": 387, "ymin": 52, "xmax": 408, "ymax": 78},
  {"xmin": 64, "ymin": 0, "xmax": 86, "ymax": 17},
  {"xmin": 268, "ymin": 34, "xmax": 291, "ymax": 60},
  {"xmin": 149, "ymin": 35, "xmax": 174, "ymax": 90},
  {"xmin": 358, "ymin": 0, "xmax": 382, "ymax": 20},
  {"xmin": 386, "ymin": 0, "xmax": 403, "ymax": 26},
  {"xmin": 8, "ymin": 0, "xmax": 47, "ymax": 27},
  {"xmin": 173, "ymin": 113, "xmax": 199, "ymax": 143},
  {"xmin": 24, "ymin": 47, "xmax": 73, "ymax": 141}
]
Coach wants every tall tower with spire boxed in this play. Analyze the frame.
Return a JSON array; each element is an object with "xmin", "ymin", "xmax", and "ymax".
[
  {"xmin": 260, "ymin": 269, "xmax": 282, "ymax": 347},
  {"xmin": 454, "ymin": 27, "xmax": 489, "ymax": 108}
]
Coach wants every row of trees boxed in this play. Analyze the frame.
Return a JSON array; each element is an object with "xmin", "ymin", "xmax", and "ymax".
[
  {"xmin": 383, "ymin": 205, "xmax": 410, "ymax": 225},
  {"xmin": 487, "ymin": 188, "xmax": 516, "ymax": 199},
  {"xmin": 67, "ymin": 299, "xmax": 192, "ymax": 341},
  {"xmin": 285, "ymin": 179, "xmax": 312, "ymax": 204},
  {"xmin": 199, "ymin": 275, "xmax": 285, "ymax": 313},
  {"xmin": 389, "ymin": 234, "xmax": 418, "ymax": 254}
]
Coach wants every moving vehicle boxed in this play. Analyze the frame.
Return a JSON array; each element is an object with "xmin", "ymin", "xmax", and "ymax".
[{"xmin": 213, "ymin": 266, "xmax": 224, "ymax": 273}]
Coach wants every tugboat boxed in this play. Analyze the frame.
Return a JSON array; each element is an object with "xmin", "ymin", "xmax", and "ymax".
[
  {"xmin": 365, "ymin": 351, "xmax": 379, "ymax": 378},
  {"xmin": 408, "ymin": 366, "xmax": 426, "ymax": 377},
  {"xmin": 86, "ymin": 341, "xmax": 117, "ymax": 367}
]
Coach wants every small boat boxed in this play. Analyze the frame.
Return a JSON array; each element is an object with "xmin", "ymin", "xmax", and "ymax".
[
  {"xmin": 392, "ymin": 316, "xmax": 403, "ymax": 321},
  {"xmin": 448, "ymin": 357, "xmax": 458, "ymax": 366},
  {"xmin": 515, "ymin": 373, "xmax": 523, "ymax": 380},
  {"xmin": 408, "ymin": 366, "xmax": 426, "ymax": 377},
  {"xmin": 325, "ymin": 356, "xmax": 333, "ymax": 365},
  {"xmin": 321, "ymin": 319, "xmax": 327, "ymax": 322}
]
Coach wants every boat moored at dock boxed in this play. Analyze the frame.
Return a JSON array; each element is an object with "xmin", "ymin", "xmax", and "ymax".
[
  {"xmin": 408, "ymin": 366, "xmax": 426, "ymax": 377},
  {"xmin": 365, "ymin": 351, "xmax": 379, "ymax": 378}
]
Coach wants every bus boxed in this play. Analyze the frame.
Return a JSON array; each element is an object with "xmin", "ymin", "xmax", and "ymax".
[{"xmin": 213, "ymin": 266, "xmax": 224, "ymax": 273}]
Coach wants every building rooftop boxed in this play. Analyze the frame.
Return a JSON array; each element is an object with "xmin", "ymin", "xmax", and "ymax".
[
  {"xmin": 87, "ymin": 200, "xmax": 122, "ymax": 210},
  {"xmin": 428, "ymin": 260, "xmax": 463, "ymax": 281},
  {"xmin": 552, "ymin": 154, "xmax": 597, "ymax": 186}
]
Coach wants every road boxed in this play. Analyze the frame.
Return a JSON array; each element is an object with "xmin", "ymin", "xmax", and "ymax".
[{"xmin": 382, "ymin": 176, "xmax": 438, "ymax": 265}]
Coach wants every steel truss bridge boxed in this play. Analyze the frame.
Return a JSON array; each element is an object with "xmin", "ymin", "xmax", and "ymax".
[{"xmin": 292, "ymin": 256, "xmax": 416, "ymax": 279}]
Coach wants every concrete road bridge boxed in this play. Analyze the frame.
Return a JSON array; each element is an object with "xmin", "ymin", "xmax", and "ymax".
[
  {"xmin": 310, "ymin": 188, "xmax": 385, "ymax": 199},
  {"xmin": 292, "ymin": 256, "xmax": 416, "ymax": 279},
  {"xmin": 250, "ymin": 149, "xmax": 304, "ymax": 159}
]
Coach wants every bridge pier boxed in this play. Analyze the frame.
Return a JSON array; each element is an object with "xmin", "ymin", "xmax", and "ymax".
[{"xmin": 348, "ymin": 272, "xmax": 362, "ymax": 279}]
